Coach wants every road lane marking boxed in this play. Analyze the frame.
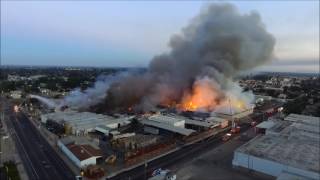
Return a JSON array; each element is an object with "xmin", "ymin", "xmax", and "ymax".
[{"xmin": 12, "ymin": 131, "xmax": 40, "ymax": 179}]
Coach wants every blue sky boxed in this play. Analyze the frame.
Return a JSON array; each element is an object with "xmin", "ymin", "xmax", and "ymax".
[{"xmin": 1, "ymin": 1, "xmax": 319, "ymax": 72}]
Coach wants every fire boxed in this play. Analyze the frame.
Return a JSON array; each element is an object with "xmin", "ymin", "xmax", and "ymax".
[
  {"xmin": 179, "ymin": 78, "xmax": 220, "ymax": 111},
  {"xmin": 177, "ymin": 77, "xmax": 249, "ymax": 112},
  {"xmin": 14, "ymin": 105, "xmax": 19, "ymax": 112}
]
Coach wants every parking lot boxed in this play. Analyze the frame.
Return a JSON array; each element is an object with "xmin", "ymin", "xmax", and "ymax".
[{"xmin": 169, "ymin": 127, "xmax": 273, "ymax": 180}]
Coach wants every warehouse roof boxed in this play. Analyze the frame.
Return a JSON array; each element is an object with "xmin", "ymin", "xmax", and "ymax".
[
  {"xmin": 148, "ymin": 114, "xmax": 185, "ymax": 124},
  {"xmin": 284, "ymin": 114, "xmax": 319, "ymax": 126},
  {"xmin": 42, "ymin": 111, "xmax": 133, "ymax": 130},
  {"xmin": 141, "ymin": 120, "xmax": 195, "ymax": 136},
  {"xmin": 277, "ymin": 171, "xmax": 314, "ymax": 180},
  {"xmin": 236, "ymin": 134, "xmax": 320, "ymax": 174},
  {"xmin": 256, "ymin": 121, "xmax": 275, "ymax": 129},
  {"xmin": 185, "ymin": 119, "xmax": 219, "ymax": 128},
  {"xmin": 236, "ymin": 116, "xmax": 320, "ymax": 174},
  {"xmin": 67, "ymin": 144, "xmax": 103, "ymax": 161}
]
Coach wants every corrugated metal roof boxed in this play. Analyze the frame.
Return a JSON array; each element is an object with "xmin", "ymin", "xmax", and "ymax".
[
  {"xmin": 141, "ymin": 120, "xmax": 195, "ymax": 136},
  {"xmin": 185, "ymin": 119, "xmax": 219, "ymax": 128},
  {"xmin": 256, "ymin": 121, "xmax": 275, "ymax": 129},
  {"xmin": 67, "ymin": 144, "xmax": 103, "ymax": 161},
  {"xmin": 285, "ymin": 114, "xmax": 320, "ymax": 126},
  {"xmin": 43, "ymin": 112, "xmax": 132, "ymax": 131},
  {"xmin": 149, "ymin": 114, "xmax": 185, "ymax": 123}
]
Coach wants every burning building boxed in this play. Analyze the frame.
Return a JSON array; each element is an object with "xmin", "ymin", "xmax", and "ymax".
[
  {"xmin": 30, "ymin": 3, "xmax": 275, "ymax": 118},
  {"xmin": 100, "ymin": 3, "xmax": 275, "ymax": 114}
]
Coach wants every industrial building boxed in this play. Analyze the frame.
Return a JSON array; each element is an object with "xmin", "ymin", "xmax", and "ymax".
[
  {"xmin": 10, "ymin": 90, "xmax": 22, "ymax": 99},
  {"xmin": 148, "ymin": 114, "xmax": 185, "ymax": 128},
  {"xmin": 232, "ymin": 114, "xmax": 320, "ymax": 180},
  {"xmin": 41, "ymin": 111, "xmax": 133, "ymax": 135},
  {"xmin": 115, "ymin": 134, "xmax": 160, "ymax": 150},
  {"xmin": 58, "ymin": 137, "xmax": 103, "ymax": 168},
  {"xmin": 141, "ymin": 114, "xmax": 195, "ymax": 136},
  {"xmin": 211, "ymin": 105, "xmax": 254, "ymax": 120}
]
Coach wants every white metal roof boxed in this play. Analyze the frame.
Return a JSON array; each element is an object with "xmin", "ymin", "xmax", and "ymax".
[
  {"xmin": 256, "ymin": 121, "xmax": 276, "ymax": 129},
  {"xmin": 185, "ymin": 119, "xmax": 219, "ymax": 128},
  {"xmin": 149, "ymin": 114, "xmax": 185, "ymax": 123},
  {"xmin": 236, "ymin": 117, "xmax": 320, "ymax": 175},
  {"xmin": 206, "ymin": 116, "xmax": 227, "ymax": 123},
  {"xmin": 141, "ymin": 120, "xmax": 195, "ymax": 136},
  {"xmin": 277, "ymin": 171, "xmax": 313, "ymax": 180},
  {"xmin": 43, "ymin": 111, "xmax": 132, "ymax": 131},
  {"xmin": 284, "ymin": 114, "xmax": 320, "ymax": 126},
  {"xmin": 95, "ymin": 125, "xmax": 112, "ymax": 134}
]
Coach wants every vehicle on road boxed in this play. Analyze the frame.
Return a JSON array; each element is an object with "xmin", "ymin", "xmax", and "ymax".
[
  {"xmin": 231, "ymin": 126, "xmax": 241, "ymax": 134},
  {"xmin": 75, "ymin": 175, "xmax": 83, "ymax": 180},
  {"xmin": 149, "ymin": 168, "xmax": 176, "ymax": 180},
  {"xmin": 222, "ymin": 133, "xmax": 232, "ymax": 142},
  {"xmin": 251, "ymin": 121, "xmax": 257, "ymax": 126}
]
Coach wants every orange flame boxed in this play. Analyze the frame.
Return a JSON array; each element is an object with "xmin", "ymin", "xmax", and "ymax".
[
  {"xmin": 177, "ymin": 78, "xmax": 249, "ymax": 112},
  {"xmin": 180, "ymin": 78, "xmax": 220, "ymax": 111}
]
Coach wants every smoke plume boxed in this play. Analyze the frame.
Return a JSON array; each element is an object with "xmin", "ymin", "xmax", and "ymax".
[
  {"xmin": 104, "ymin": 3, "xmax": 276, "ymax": 112},
  {"xmin": 29, "ymin": 94, "xmax": 58, "ymax": 109},
  {"xmin": 61, "ymin": 72, "xmax": 129, "ymax": 110}
]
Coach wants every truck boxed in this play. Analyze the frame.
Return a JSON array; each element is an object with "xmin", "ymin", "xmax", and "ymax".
[
  {"xmin": 149, "ymin": 169, "xmax": 176, "ymax": 180},
  {"xmin": 230, "ymin": 126, "xmax": 241, "ymax": 134}
]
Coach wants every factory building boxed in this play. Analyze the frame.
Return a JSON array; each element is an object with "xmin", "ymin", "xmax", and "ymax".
[
  {"xmin": 58, "ymin": 137, "xmax": 103, "ymax": 168},
  {"xmin": 232, "ymin": 114, "xmax": 320, "ymax": 180},
  {"xmin": 114, "ymin": 134, "xmax": 160, "ymax": 151},
  {"xmin": 41, "ymin": 111, "xmax": 133, "ymax": 135},
  {"xmin": 10, "ymin": 90, "xmax": 22, "ymax": 99},
  {"xmin": 211, "ymin": 105, "xmax": 254, "ymax": 120},
  {"xmin": 141, "ymin": 115, "xmax": 195, "ymax": 136},
  {"xmin": 206, "ymin": 116, "xmax": 229, "ymax": 128},
  {"xmin": 148, "ymin": 114, "xmax": 185, "ymax": 128}
]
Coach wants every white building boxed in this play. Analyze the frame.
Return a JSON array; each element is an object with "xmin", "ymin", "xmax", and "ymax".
[
  {"xmin": 142, "ymin": 115, "xmax": 195, "ymax": 136},
  {"xmin": 10, "ymin": 90, "xmax": 22, "ymax": 99},
  {"xmin": 41, "ymin": 111, "xmax": 133, "ymax": 135},
  {"xmin": 232, "ymin": 114, "xmax": 320, "ymax": 180},
  {"xmin": 206, "ymin": 116, "xmax": 229, "ymax": 128},
  {"xmin": 57, "ymin": 138, "xmax": 103, "ymax": 168},
  {"xmin": 148, "ymin": 114, "xmax": 185, "ymax": 128},
  {"xmin": 211, "ymin": 106, "xmax": 254, "ymax": 120}
]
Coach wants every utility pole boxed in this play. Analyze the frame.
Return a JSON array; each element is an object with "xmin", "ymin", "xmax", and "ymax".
[{"xmin": 228, "ymin": 98, "xmax": 235, "ymax": 128}]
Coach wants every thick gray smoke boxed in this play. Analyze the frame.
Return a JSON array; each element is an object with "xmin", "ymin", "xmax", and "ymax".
[
  {"xmin": 104, "ymin": 3, "xmax": 275, "ymax": 112},
  {"xmin": 61, "ymin": 72, "xmax": 129, "ymax": 110},
  {"xmin": 29, "ymin": 94, "xmax": 58, "ymax": 109}
]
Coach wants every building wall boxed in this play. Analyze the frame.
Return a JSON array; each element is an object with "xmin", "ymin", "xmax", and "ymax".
[
  {"xmin": 80, "ymin": 157, "xmax": 97, "ymax": 167},
  {"xmin": 57, "ymin": 141, "xmax": 81, "ymax": 168},
  {"xmin": 144, "ymin": 126, "xmax": 159, "ymax": 135},
  {"xmin": 233, "ymin": 151, "xmax": 320, "ymax": 180},
  {"xmin": 173, "ymin": 120, "xmax": 185, "ymax": 128}
]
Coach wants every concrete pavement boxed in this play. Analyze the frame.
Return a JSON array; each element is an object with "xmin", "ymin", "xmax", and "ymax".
[{"xmin": 3, "ymin": 104, "xmax": 75, "ymax": 180}]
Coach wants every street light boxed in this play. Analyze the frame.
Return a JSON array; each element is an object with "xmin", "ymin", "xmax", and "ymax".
[{"xmin": 5, "ymin": 165, "xmax": 9, "ymax": 180}]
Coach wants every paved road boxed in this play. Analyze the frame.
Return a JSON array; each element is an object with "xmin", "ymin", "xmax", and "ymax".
[
  {"xmin": 3, "ymin": 105, "xmax": 75, "ymax": 180},
  {"xmin": 107, "ymin": 119, "xmax": 259, "ymax": 180},
  {"xmin": 107, "ymin": 124, "xmax": 254, "ymax": 180}
]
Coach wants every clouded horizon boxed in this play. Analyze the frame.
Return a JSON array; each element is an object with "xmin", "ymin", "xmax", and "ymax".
[{"xmin": 1, "ymin": 1, "xmax": 319, "ymax": 73}]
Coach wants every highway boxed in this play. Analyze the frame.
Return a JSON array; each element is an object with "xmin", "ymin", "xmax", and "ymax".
[{"xmin": 3, "ymin": 104, "xmax": 75, "ymax": 180}]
